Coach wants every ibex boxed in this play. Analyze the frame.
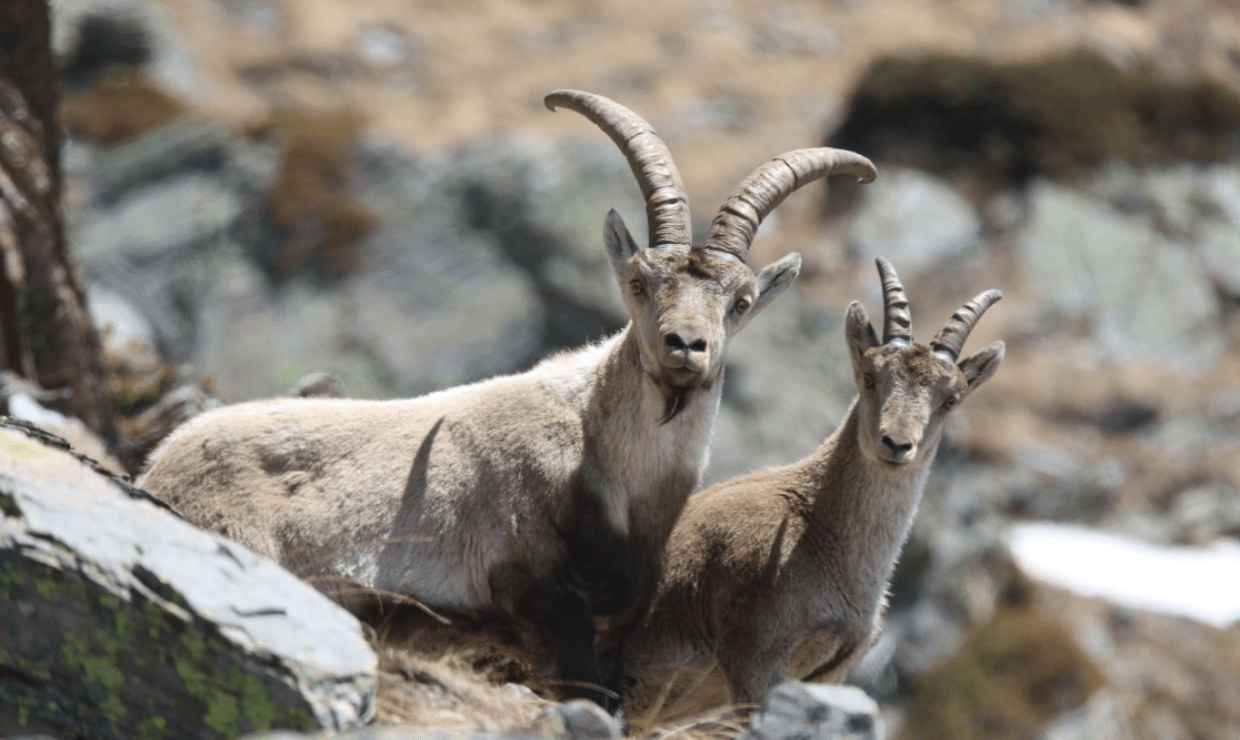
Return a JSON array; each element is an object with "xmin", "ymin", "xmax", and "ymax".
[
  {"xmin": 623, "ymin": 259, "xmax": 1003, "ymax": 718},
  {"xmin": 137, "ymin": 89, "xmax": 877, "ymax": 714}
]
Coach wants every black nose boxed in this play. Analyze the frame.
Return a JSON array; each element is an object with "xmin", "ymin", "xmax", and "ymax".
[
  {"xmin": 882, "ymin": 435, "xmax": 913, "ymax": 455},
  {"xmin": 665, "ymin": 332, "xmax": 707, "ymax": 353}
]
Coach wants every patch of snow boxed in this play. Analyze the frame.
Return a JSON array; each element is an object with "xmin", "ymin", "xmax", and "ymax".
[{"xmin": 1007, "ymin": 522, "xmax": 1240, "ymax": 629}]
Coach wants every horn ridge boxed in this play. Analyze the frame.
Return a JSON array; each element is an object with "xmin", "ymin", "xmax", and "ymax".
[
  {"xmin": 876, "ymin": 258, "xmax": 912, "ymax": 346},
  {"xmin": 545, "ymin": 89, "xmax": 691, "ymax": 249},
  {"xmin": 705, "ymin": 147, "xmax": 877, "ymax": 258},
  {"xmin": 931, "ymin": 289, "xmax": 1003, "ymax": 362}
]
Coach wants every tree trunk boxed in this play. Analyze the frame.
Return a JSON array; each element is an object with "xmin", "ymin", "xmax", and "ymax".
[{"xmin": 0, "ymin": 0, "xmax": 116, "ymax": 444}]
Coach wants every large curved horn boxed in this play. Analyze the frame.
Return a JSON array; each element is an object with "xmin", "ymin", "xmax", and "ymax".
[
  {"xmin": 876, "ymin": 258, "xmax": 912, "ymax": 346},
  {"xmin": 704, "ymin": 148, "xmax": 877, "ymax": 258},
  {"xmin": 931, "ymin": 289, "xmax": 1003, "ymax": 362},
  {"xmin": 545, "ymin": 89, "xmax": 691, "ymax": 250}
]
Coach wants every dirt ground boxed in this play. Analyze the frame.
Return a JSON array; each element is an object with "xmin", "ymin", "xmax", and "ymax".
[{"xmin": 154, "ymin": 0, "xmax": 1240, "ymax": 261}]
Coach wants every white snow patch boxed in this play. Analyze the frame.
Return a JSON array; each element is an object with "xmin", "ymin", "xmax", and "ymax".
[{"xmin": 1008, "ymin": 522, "xmax": 1240, "ymax": 629}]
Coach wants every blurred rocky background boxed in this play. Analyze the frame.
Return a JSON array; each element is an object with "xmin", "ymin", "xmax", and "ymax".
[{"xmin": 2, "ymin": 0, "xmax": 1239, "ymax": 738}]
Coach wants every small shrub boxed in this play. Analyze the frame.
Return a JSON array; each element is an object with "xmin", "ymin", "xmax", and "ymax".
[
  {"xmin": 248, "ymin": 108, "xmax": 377, "ymax": 279},
  {"xmin": 899, "ymin": 598, "xmax": 1104, "ymax": 740},
  {"xmin": 60, "ymin": 70, "xmax": 185, "ymax": 146},
  {"xmin": 829, "ymin": 52, "xmax": 1240, "ymax": 192}
]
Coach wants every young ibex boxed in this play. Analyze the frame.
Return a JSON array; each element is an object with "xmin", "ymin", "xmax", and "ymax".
[
  {"xmin": 623, "ymin": 259, "xmax": 1003, "ymax": 718},
  {"xmin": 137, "ymin": 89, "xmax": 877, "ymax": 714}
]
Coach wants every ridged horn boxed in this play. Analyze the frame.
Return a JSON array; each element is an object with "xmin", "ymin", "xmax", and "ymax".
[
  {"xmin": 545, "ymin": 89, "xmax": 691, "ymax": 250},
  {"xmin": 704, "ymin": 148, "xmax": 877, "ymax": 258},
  {"xmin": 876, "ymin": 258, "xmax": 912, "ymax": 346},
  {"xmin": 930, "ymin": 289, "xmax": 1003, "ymax": 362}
]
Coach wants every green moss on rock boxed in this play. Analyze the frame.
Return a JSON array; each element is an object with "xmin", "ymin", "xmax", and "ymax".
[{"xmin": 0, "ymin": 553, "xmax": 320, "ymax": 739}]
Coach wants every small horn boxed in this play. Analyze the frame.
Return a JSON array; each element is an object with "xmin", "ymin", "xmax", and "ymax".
[
  {"xmin": 876, "ymin": 258, "xmax": 912, "ymax": 346},
  {"xmin": 931, "ymin": 289, "xmax": 1003, "ymax": 362},
  {"xmin": 545, "ymin": 89, "xmax": 691, "ymax": 250},
  {"xmin": 704, "ymin": 148, "xmax": 877, "ymax": 258}
]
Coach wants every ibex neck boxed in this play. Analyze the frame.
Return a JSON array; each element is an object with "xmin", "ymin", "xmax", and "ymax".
[
  {"xmin": 586, "ymin": 326, "xmax": 721, "ymax": 479},
  {"xmin": 800, "ymin": 398, "xmax": 934, "ymax": 581}
]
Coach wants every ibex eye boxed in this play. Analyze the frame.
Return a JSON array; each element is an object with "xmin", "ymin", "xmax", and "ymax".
[
  {"xmin": 943, "ymin": 395, "xmax": 959, "ymax": 410},
  {"xmin": 863, "ymin": 374, "xmax": 875, "ymax": 389},
  {"xmin": 630, "ymin": 280, "xmax": 644, "ymax": 296},
  {"xmin": 734, "ymin": 297, "xmax": 752, "ymax": 315}
]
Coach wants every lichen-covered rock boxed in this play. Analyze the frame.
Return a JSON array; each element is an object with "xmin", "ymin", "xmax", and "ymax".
[{"xmin": 0, "ymin": 425, "xmax": 376, "ymax": 739}]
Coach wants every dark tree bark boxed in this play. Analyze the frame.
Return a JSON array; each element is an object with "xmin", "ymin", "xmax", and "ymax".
[{"xmin": 0, "ymin": 0, "xmax": 116, "ymax": 444}]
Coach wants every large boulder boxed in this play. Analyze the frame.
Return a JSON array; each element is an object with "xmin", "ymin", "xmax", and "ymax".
[
  {"xmin": 848, "ymin": 167, "xmax": 981, "ymax": 275},
  {"xmin": 1016, "ymin": 174, "xmax": 1224, "ymax": 370},
  {"xmin": 706, "ymin": 292, "xmax": 856, "ymax": 484},
  {"xmin": 0, "ymin": 424, "xmax": 376, "ymax": 739}
]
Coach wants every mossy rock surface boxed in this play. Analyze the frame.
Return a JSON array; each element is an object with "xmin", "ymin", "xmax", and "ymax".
[{"xmin": 0, "ymin": 425, "xmax": 377, "ymax": 739}]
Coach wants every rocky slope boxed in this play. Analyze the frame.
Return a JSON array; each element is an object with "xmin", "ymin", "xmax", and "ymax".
[{"xmin": 17, "ymin": 0, "xmax": 1240, "ymax": 738}]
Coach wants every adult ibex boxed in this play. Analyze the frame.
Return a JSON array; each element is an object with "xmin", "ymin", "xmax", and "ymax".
[
  {"xmin": 138, "ymin": 90, "xmax": 876, "ymax": 716},
  {"xmin": 624, "ymin": 259, "xmax": 1003, "ymax": 718}
]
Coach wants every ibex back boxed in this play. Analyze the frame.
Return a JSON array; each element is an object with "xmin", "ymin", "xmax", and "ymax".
[{"xmin": 138, "ymin": 89, "xmax": 877, "ymax": 717}]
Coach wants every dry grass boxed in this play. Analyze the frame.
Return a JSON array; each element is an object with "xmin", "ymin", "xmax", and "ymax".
[
  {"xmin": 60, "ymin": 70, "xmax": 187, "ymax": 146},
  {"xmin": 362, "ymin": 602, "xmax": 750, "ymax": 738},
  {"xmin": 374, "ymin": 646, "xmax": 551, "ymax": 731}
]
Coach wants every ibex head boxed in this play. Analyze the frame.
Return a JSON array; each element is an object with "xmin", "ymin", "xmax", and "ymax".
[
  {"xmin": 846, "ymin": 259, "xmax": 1004, "ymax": 466},
  {"xmin": 546, "ymin": 90, "xmax": 877, "ymax": 422}
]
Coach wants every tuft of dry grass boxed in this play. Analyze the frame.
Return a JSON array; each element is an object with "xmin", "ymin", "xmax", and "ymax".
[
  {"xmin": 60, "ymin": 69, "xmax": 186, "ymax": 146},
  {"xmin": 899, "ymin": 581, "xmax": 1104, "ymax": 740},
  {"xmin": 246, "ymin": 108, "xmax": 377, "ymax": 278},
  {"xmin": 363, "ymin": 601, "xmax": 751, "ymax": 739},
  {"xmin": 101, "ymin": 335, "xmax": 218, "ymax": 475},
  {"xmin": 374, "ymin": 646, "xmax": 552, "ymax": 731}
]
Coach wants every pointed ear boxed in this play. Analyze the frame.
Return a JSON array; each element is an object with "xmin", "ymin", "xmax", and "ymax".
[
  {"xmin": 845, "ymin": 301, "xmax": 879, "ymax": 370},
  {"xmin": 959, "ymin": 340, "xmax": 1004, "ymax": 393},
  {"xmin": 604, "ymin": 209, "xmax": 641, "ymax": 277},
  {"xmin": 748, "ymin": 252, "xmax": 801, "ymax": 318}
]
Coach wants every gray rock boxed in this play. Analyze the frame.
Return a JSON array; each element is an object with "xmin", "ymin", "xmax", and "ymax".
[
  {"xmin": 1200, "ymin": 223, "xmax": 1240, "ymax": 296},
  {"xmin": 356, "ymin": 25, "xmax": 415, "ymax": 68},
  {"xmin": 707, "ymin": 292, "xmax": 856, "ymax": 484},
  {"xmin": 1038, "ymin": 690, "xmax": 1131, "ymax": 740},
  {"xmin": 0, "ymin": 425, "xmax": 377, "ymax": 738},
  {"xmin": 87, "ymin": 123, "xmax": 237, "ymax": 204},
  {"xmin": 416, "ymin": 136, "xmax": 647, "ymax": 342},
  {"xmin": 533, "ymin": 701, "xmax": 623, "ymax": 740},
  {"xmin": 849, "ymin": 167, "xmax": 981, "ymax": 274},
  {"xmin": 86, "ymin": 282, "xmax": 156, "ymax": 348},
  {"xmin": 193, "ymin": 215, "xmax": 545, "ymax": 401},
  {"xmin": 289, "ymin": 372, "xmax": 346, "ymax": 398},
  {"xmin": 70, "ymin": 172, "xmax": 242, "ymax": 262},
  {"xmin": 744, "ymin": 682, "xmax": 884, "ymax": 740},
  {"xmin": 213, "ymin": 0, "xmax": 285, "ymax": 34},
  {"xmin": 1017, "ymin": 180, "xmax": 1222, "ymax": 369}
]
